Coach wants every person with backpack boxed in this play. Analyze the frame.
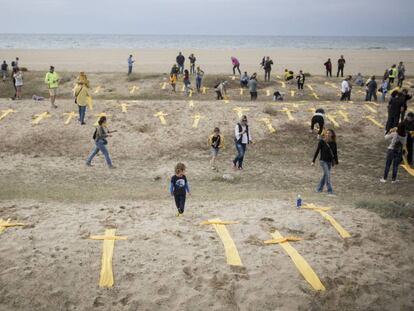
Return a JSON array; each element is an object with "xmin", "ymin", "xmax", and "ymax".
[
  {"xmin": 74, "ymin": 72, "xmax": 91, "ymax": 125},
  {"xmin": 397, "ymin": 61, "xmax": 405, "ymax": 87},
  {"xmin": 176, "ymin": 52, "xmax": 185, "ymax": 74},
  {"xmin": 188, "ymin": 54, "xmax": 196, "ymax": 75},
  {"xmin": 337, "ymin": 55, "xmax": 346, "ymax": 77},
  {"xmin": 195, "ymin": 66, "xmax": 204, "ymax": 93},
  {"xmin": 263, "ymin": 56, "xmax": 273, "ymax": 82},
  {"xmin": 1, "ymin": 61, "xmax": 7, "ymax": 81},
  {"xmin": 233, "ymin": 115, "xmax": 252, "ymax": 170},
  {"xmin": 324, "ymin": 58, "xmax": 332, "ymax": 77},
  {"xmin": 386, "ymin": 90, "xmax": 403, "ymax": 132},
  {"xmin": 365, "ymin": 76, "xmax": 377, "ymax": 101},
  {"xmin": 215, "ymin": 81, "xmax": 227, "ymax": 100},
  {"xmin": 380, "ymin": 123, "xmax": 407, "ymax": 183},
  {"xmin": 231, "ymin": 56, "xmax": 241, "ymax": 75},
  {"xmin": 86, "ymin": 116, "xmax": 115, "ymax": 168},
  {"xmin": 248, "ymin": 74, "xmax": 258, "ymax": 100},
  {"xmin": 312, "ymin": 129, "xmax": 338, "ymax": 194},
  {"xmin": 44, "ymin": 66, "xmax": 59, "ymax": 108},
  {"xmin": 284, "ymin": 69, "xmax": 294, "ymax": 81},
  {"xmin": 388, "ymin": 64, "xmax": 398, "ymax": 85},
  {"xmin": 296, "ymin": 70, "xmax": 305, "ymax": 90}
]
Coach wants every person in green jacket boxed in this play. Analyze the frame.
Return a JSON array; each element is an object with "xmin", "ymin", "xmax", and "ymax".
[
  {"xmin": 388, "ymin": 64, "xmax": 397, "ymax": 85},
  {"xmin": 44, "ymin": 66, "xmax": 60, "ymax": 108}
]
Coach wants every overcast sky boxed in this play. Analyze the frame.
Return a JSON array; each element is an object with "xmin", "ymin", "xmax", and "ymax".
[{"xmin": 2, "ymin": 0, "xmax": 414, "ymax": 36}]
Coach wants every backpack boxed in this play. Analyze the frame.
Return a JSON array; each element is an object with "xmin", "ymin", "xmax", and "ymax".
[
  {"xmin": 388, "ymin": 69, "xmax": 393, "ymax": 76},
  {"xmin": 92, "ymin": 128, "xmax": 97, "ymax": 140}
]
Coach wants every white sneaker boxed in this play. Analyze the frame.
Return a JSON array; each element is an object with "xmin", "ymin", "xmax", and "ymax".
[
  {"xmin": 380, "ymin": 178, "xmax": 387, "ymax": 183},
  {"xmin": 391, "ymin": 180, "xmax": 399, "ymax": 184}
]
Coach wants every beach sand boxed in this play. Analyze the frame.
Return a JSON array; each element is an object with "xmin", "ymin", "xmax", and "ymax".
[{"xmin": 2, "ymin": 48, "xmax": 414, "ymax": 75}]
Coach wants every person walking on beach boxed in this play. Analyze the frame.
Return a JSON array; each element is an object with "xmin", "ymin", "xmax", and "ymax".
[
  {"xmin": 11, "ymin": 57, "xmax": 19, "ymax": 70},
  {"xmin": 263, "ymin": 56, "xmax": 273, "ymax": 82},
  {"xmin": 74, "ymin": 72, "xmax": 91, "ymax": 125},
  {"xmin": 231, "ymin": 56, "xmax": 241, "ymax": 75},
  {"xmin": 312, "ymin": 129, "xmax": 338, "ymax": 194},
  {"xmin": 365, "ymin": 76, "xmax": 377, "ymax": 102},
  {"xmin": 86, "ymin": 116, "xmax": 115, "ymax": 168},
  {"xmin": 183, "ymin": 69, "xmax": 191, "ymax": 95},
  {"xmin": 399, "ymin": 88, "xmax": 412, "ymax": 122},
  {"xmin": 170, "ymin": 163, "xmax": 191, "ymax": 216},
  {"xmin": 44, "ymin": 66, "xmax": 59, "ymax": 108},
  {"xmin": 233, "ymin": 115, "xmax": 252, "ymax": 170},
  {"xmin": 189, "ymin": 54, "xmax": 196, "ymax": 75},
  {"xmin": 403, "ymin": 112, "xmax": 414, "ymax": 165},
  {"xmin": 380, "ymin": 123, "xmax": 406, "ymax": 184},
  {"xmin": 340, "ymin": 76, "xmax": 350, "ymax": 101},
  {"xmin": 248, "ymin": 74, "xmax": 258, "ymax": 100},
  {"xmin": 380, "ymin": 79, "xmax": 389, "ymax": 102},
  {"xmin": 13, "ymin": 67, "xmax": 23, "ymax": 100},
  {"xmin": 195, "ymin": 66, "xmax": 204, "ymax": 93},
  {"xmin": 1, "ymin": 61, "xmax": 8, "ymax": 81},
  {"xmin": 397, "ymin": 61, "xmax": 405, "ymax": 87},
  {"xmin": 385, "ymin": 90, "xmax": 402, "ymax": 132},
  {"xmin": 388, "ymin": 64, "xmax": 397, "ymax": 85},
  {"xmin": 324, "ymin": 58, "xmax": 332, "ymax": 77},
  {"xmin": 337, "ymin": 55, "xmax": 346, "ymax": 77},
  {"xmin": 208, "ymin": 127, "xmax": 224, "ymax": 170},
  {"xmin": 127, "ymin": 55, "xmax": 135, "ymax": 75},
  {"xmin": 296, "ymin": 70, "xmax": 305, "ymax": 90},
  {"xmin": 215, "ymin": 81, "xmax": 227, "ymax": 100},
  {"xmin": 176, "ymin": 52, "xmax": 185, "ymax": 74},
  {"xmin": 170, "ymin": 73, "xmax": 177, "ymax": 92}
]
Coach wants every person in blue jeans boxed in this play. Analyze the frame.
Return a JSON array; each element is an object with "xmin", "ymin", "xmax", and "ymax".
[
  {"xmin": 86, "ymin": 116, "xmax": 115, "ymax": 168},
  {"xmin": 195, "ymin": 66, "xmax": 204, "ymax": 92},
  {"xmin": 312, "ymin": 129, "xmax": 338, "ymax": 194},
  {"xmin": 170, "ymin": 163, "xmax": 191, "ymax": 216},
  {"xmin": 233, "ymin": 115, "xmax": 253, "ymax": 170}
]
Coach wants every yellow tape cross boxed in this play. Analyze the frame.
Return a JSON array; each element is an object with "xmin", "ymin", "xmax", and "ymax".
[
  {"xmin": 265, "ymin": 230, "xmax": 325, "ymax": 291},
  {"xmin": 202, "ymin": 87, "xmax": 208, "ymax": 94},
  {"xmin": 306, "ymin": 84, "xmax": 314, "ymax": 92},
  {"xmin": 366, "ymin": 101, "xmax": 379, "ymax": 107},
  {"xmin": 32, "ymin": 112, "xmax": 50, "ymax": 125},
  {"xmin": 188, "ymin": 90, "xmax": 193, "ymax": 97},
  {"xmin": 93, "ymin": 86, "xmax": 104, "ymax": 94},
  {"xmin": 188, "ymin": 100, "xmax": 194, "ymax": 108},
  {"xmin": 302, "ymin": 204, "xmax": 351, "ymax": 239},
  {"xmin": 311, "ymin": 92, "xmax": 319, "ymax": 100},
  {"xmin": 290, "ymin": 90, "xmax": 296, "ymax": 97},
  {"xmin": 230, "ymin": 75, "xmax": 236, "ymax": 81},
  {"xmin": 324, "ymin": 82, "xmax": 339, "ymax": 90},
  {"xmin": 266, "ymin": 89, "xmax": 271, "ymax": 97},
  {"xmin": 192, "ymin": 113, "xmax": 203, "ymax": 128},
  {"xmin": 401, "ymin": 148, "xmax": 414, "ymax": 177},
  {"xmin": 364, "ymin": 104, "xmax": 377, "ymax": 114},
  {"xmin": 279, "ymin": 81, "xmax": 286, "ymax": 88},
  {"xmin": 258, "ymin": 117, "xmax": 276, "ymax": 133},
  {"xmin": 63, "ymin": 111, "xmax": 76, "ymax": 125},
  {"xmin": 279, "ymin": 107, "xmax": 296, "ymax": 121},
  {"xmin": 129, "ymin": 85, "xmax": 139, "ymax": 94},
  {"xmin": 326, "ymin": 114, "xmax": 340, "ymax": 128},
  {"xmin": 181, "ymin": 85, "xmax": 186, "ymax": 92},
  {"xmin": 337, "ymin": 110, "xmax": 350, "ymax": 123},
  {"xmin": 233, "ymin": 107, "xmax": 250, "ymax": 118},
  {"xmin": 120, "ymin": 103, "xmax": 129, "ymax": 113},
  {"xmin": 202, "ymin": 218, "xmax": 242, "ymax": 266},
  {"xmin": 0, "ymin": 218, "xmax": 25, "ymax": 234},
  {"xmin": 161, "ymin": 82, "xmax": 168, "ymax": 90},
  {"xmin": 364, "ymin": 116, "xmax": 384, "ymax": 128},
  {"xmin": 154, "ymin": 111, "xmax": 168, "ymax": 125},
  {"xmin": 0, "ymin": 109, "xmax": 16, "ymax": 122},
  {"xmin": 239, "ymin": 88, "xmax": 244, "ymax": 95},
  {"xmin": 90, "ymin": 229, "xmax": 127, "ymax": 288}
]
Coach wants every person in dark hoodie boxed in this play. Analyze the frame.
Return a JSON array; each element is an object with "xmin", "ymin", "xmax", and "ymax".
[
  {"xmin": 385, "ymin": 90, "xmax": 402, "ymax": 132},
  {"xmin": 365, "ymin": 76, "xmax": 377, "ymax": 101},
  {"xmin": 263, "ymin": 56, "xmax": 273, "ymax": 82},
  {"xmin": 310, "ymin": 108, "xmax": 325, "ymax": 137},
  {"xmin": 380, "ymin": 123, "xmax": 407, "ymax": 183},
  {"xmin": 403, "ymin": 112, "xmax": 414, "ymax": 165},
  {"xmin": 324, "ymin": 58, "xmax": 332, "ymax": 77},
  {"xmin": 176, "ymin": 52, "xmax": 185, "ymax": 74},
  {"xmin": 312, "ymin": 129, "xmax": 338, "ymax": 194},
  {"xmin": 399, "ymin": 88, "xmax": 412, "ymax": 122}
]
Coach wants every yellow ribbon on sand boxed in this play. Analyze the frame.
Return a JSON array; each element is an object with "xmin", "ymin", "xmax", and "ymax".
[
  {"xmin": 302, "ymin": 204, "xmax": 351, "ymax": 238},
  {"xmin": 0, "ymin": 218, "xmax": 25, "ymax": 234},
  {"xmin": 202, "ymin": 218, "xmax": 242, "ymax": 266},
  {"xmin": 401, "ymin": 147, "xmax": 414, "ymax": 176},
  {"xmin": 265, "ymin": 230, "xmax": 325, "ymax": 291}
]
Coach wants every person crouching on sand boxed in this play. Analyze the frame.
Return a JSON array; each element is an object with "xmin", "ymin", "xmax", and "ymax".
[
  {"xmin": 312, "ymin": 129, "xmax": 338, "ymax": 195},
  {"xmin": 170, "ymin": 163, "xmax": 191, "ymax": 216},
  {"xmin": 86, "ymin": 116, "xmax": 115, "ymax": 168},
  {"xmin": 74, "ymin": 72, "xmax": 91, "ymax": 125},
  {"xmin": 215, "ymin": 81, "xmax": 227, "ymax": 100},
  {"xmin": 310, "ymin": 108, "xmax": 325, "ymax": 138},
  {"xmin": 208, "ymin": 127, "xmax": 224, "ymax": 170}
]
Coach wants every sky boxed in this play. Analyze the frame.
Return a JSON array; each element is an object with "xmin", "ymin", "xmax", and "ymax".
[{"xmin": 2, "ymin": 0, "xmax": 414, "ymax": 36}]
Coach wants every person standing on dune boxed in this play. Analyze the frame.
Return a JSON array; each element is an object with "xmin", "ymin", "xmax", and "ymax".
[
  {"xmin": 127, "ymin": 55, "xmax": 135, "ymax": 75},
  {"xmin": 176, "ymin": 52, "xmax": 185, "ymax": 74},
  {"xmin": 189, "ymin": 53, "xmax": 196, "ymax": 75},
  {"xmin": 324, "ymin": 58, "xmax": 332, "ymax": 77},
  {"xmin": 44, "ymin": 66, "xmax": 59, "ymax": 108},
  {"xmin": 263, "ymin": 56, "xmax": 273, "ymax": 82},
  {"xmin": 231, "ymin": 56, "xmax": 241, "ymax": 75},
  {"xmin": 337, "ymin": 55, "xmax": 346, "ymax": 78}
]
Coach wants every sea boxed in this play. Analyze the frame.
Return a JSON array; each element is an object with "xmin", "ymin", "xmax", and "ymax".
[{"xmin": 1, "ymin": 34, "xmax": 414, "ymax": 50}]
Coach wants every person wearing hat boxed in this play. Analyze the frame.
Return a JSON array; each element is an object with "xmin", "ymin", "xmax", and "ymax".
[
  {"xmin": 44, "ymin": 66, "xmax": 60, "ymax": 108},
  {"xmin": 74, "ymin": 72, "xmax": 91, "ymax": 125},
  {"xmin": 233, "ymin": 115, "xmax": 253, "ymax": 170}
]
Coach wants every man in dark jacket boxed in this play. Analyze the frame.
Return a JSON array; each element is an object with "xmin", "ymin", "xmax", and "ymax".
[
  {"xmin": 176, "ymin": 52, "xmax": 185, "ymax": 74},
  {"xmin": 385, "ymin": 90, "xmax": 402, "ymax": 132},
  {"xmin": 365, "ymin": 76, "xmax": 377, "ymax": 101},
  {"xmin": 263, "ymin": 57, "xmax": 273, "ymax": 82},
  {"xmin": 337, "ymin": 55, "xmax": 346, "ymax": 77},
  {"xmin": 399, "ymin": 88, "xmax": 412, "ymax": 122},
  {"xmin": 403, "ymin": 112, "xmax": 414, "ymax": 165}
]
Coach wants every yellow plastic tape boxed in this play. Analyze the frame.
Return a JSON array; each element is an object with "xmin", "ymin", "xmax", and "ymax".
[
  {"xmin": 202, "ymin": 87, "xmax": 207, "ymax": 94},
  {"xmin": 302, "ymin": 204, "xmax": 350, "ymax": 239},
  {"xmin": 0, "ymin": 109, "xmax": 16, "ymax": 122},
  {"xmin": 258, "ymin": 117, "xmax": 276, "ymax": 133},
  {"xmin": 129, "ymin": 85, "xmax": 139, "ymax": 94},
  {"xmin": 188, "ymin": 100, "xmax": 194, "ymax": 108},
  {"xmin": 312, "ymin": 92, "xmax": 319, "ymax": 100},
  {"xmin": 279, "ymin": 81, "xmax": 286, "ymax": 88},
  {"xmin": 205, "ymin": 218, "xmax": 242, "ymax": 266},
  {"xmin": 268, "ymin": 230, "xmax": 325, "ymax": 291},
  {"xmin": 0, "ymin": 218, "xmax": 24, "ymax": 234},
  {"xmin": 401, "ymin": 149, "xmax": 414, "ymax": 177},
  {"xmin": 266, "ymin": 89, "xmax": 271, "ymax": 96},
  {"xmin": 32, "ymin": 112, "xmax": 50, "ymax": 125},
  {"xmin": 189, "ymin": 90, "xmax": 193, "ymax": 97},
  {"xmin": 338, "ymin": 110, "xmax": 350, "ymax": 123},
  {"xmin": 307, "ymin": 84, "xmax": 314, "ymax": 92},
  {"xmin": 239, "ymin": 88, "xmax": 244, "ymax": 95},
  {"xmin": 364, "ymin": 104, "xmax": 377, "ymax": 114},
  {"xmin": 290, "ymin": 90, "xmax": 295, "ymax": 97},
  {"xmin": 233, "ymin": 107, "xmax": 250, "ymax": 118},
  {"xmin": 279, "ymin": 107, "xmax": 295, "ymax": 121},
  {"xmin": 154, "ymin": 111, "xmax": 168, "ymax": 125},
  {"xmin": 201, "ymin": 220, "xmax": 239, "ymax": 225},
  {"xmin": 63, "ymin": 111, "xmax": 76, "ymax": 125},
  {"xmin": 263, "ymin": 236, "xmax": 302, "ymax": 244},
  {"xmin": 326, "ymin": 114, "xmax": 340, "ymax": 128},
  {"xmin": 192, "ymin": 114, "xmax": 203, "ymax": 128},
  {"xmin": 120, "ymin": 103, "xmax": 129, "ymax": 113},
  {"xmin": 364, "ymin": 116, "xmax": 384, "ymax": 128},
  {"xmin": 93, "ymin": 86, "xmax": 103, "ymax": 94}
]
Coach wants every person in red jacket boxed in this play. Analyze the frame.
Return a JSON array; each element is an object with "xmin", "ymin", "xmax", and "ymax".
[{"xmin": 324, "ymin": 58, "xmax": 332, "ymax": 77}]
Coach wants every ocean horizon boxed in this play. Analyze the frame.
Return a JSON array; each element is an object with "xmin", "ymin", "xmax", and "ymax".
[{"xmin": 1, "ymin": 34, "xmax": 414, "ymax": 50}]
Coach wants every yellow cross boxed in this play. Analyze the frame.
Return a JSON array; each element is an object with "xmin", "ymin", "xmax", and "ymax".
[
  {"xmin": 154, "ymin": 111, "xmax": 168, "ymax": 125},
  {"xmin": 32, "ymin": 112, "xmax": 51, "ymax": 125},
  {"xmin": 233, "ymin": 107, "xmax": 250, "ymax": 118},
  {"xmin": 202, "ymin": 87, "xmax": 208, "ymax": 94},
  {"xmin": 90, "ymin": 229, "xmax": 127, "ymax": 288},
  {"xmin": 290, "ymin": 90, "xmax": 295, "ymax": 97},
  {"xmin": 0, "ymin": 218, "xmax": 25, "ymax": 234},
  {"xmin": 258, "ymin": 117, "xmax": 276, "ymax": 133},
  {"xmin": 337, "ymin": 110, "xmax": 350, "ymax": 123},
  {"xmin": 364, "ymin": 116, "xmax": 384, "ymax": 128},
  {"xmin": 129, "ymin": 85, "xmax": 139, "ymax": 94},
  {"xmin": 239, "ymin": 88, "xmax": 244, "ymax": 95},
  {"xmin": 188, "ymin": 100, "xmax": 194, "ymax": 108},
  {"xmin": 279, "ymin": 81, "xmax": 286, "ymax": 88},
  {"xmin": 364, "ymin": 104, "xmax": 377, "ymax": 114},
  {"xmin": 326, "ymin": 114, "xmax": 340, "ymax": 128},
  {"xmin": 161, "ymin": 82, "xmax": 168, "ymax": 90},
  {"xmin": 0, "ymin": 109, "xmax": 16, "ymax": 122},
  {"xmin": 266, "ymin": 89, "xmax": 271, "ymax": 97},
  {"xmin": 63, "ymin": 111, "xmax": 76, "ymax": 125},
  {"xmin": 93, "ymin": 85, "xmax": 104, "ymax": 94},
  {"xmin": 192, "ymin": 113, "xmax": 203, "ymax": 128},
  {"xmin": 278, "ymin": 107, "xmax": 296, "ymax": 121},
  {"xmin": 120, "ymin": 103, "xmax": 129, "ymax": 113}
]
